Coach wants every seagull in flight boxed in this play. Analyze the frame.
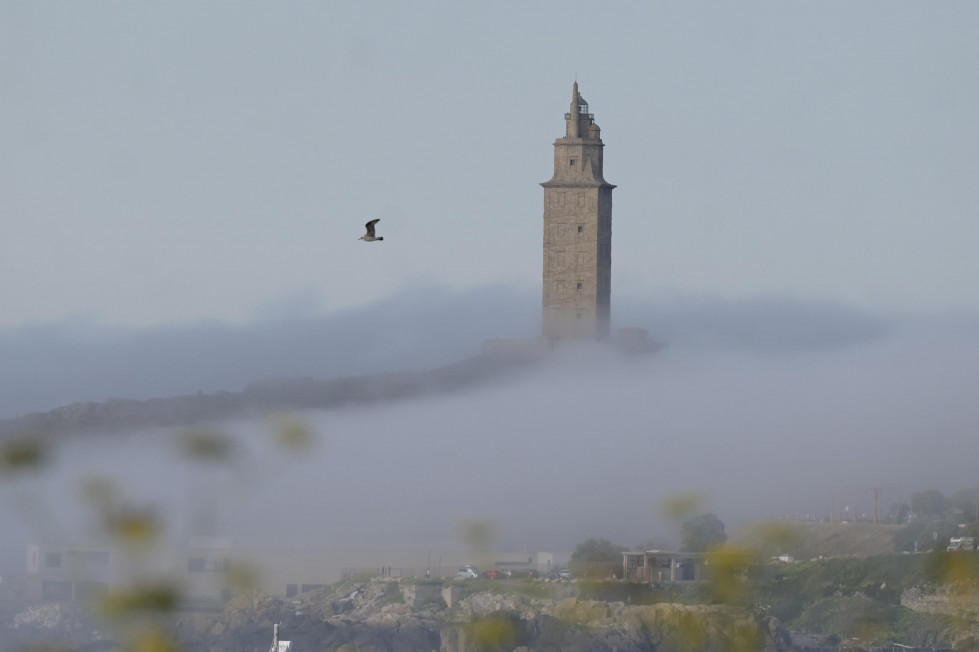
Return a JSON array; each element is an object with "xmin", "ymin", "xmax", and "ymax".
[{"xmin": 359, "ymin": 219, "xmax": 384, "ymax": 242}]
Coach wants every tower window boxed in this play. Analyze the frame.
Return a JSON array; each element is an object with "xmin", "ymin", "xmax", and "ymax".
[
  {"xmin": 577, "ymin": 282, "xmax": 583, "ymax": 290},
  {"xmin": 569, "ymin": 159, "xmax": 575, "ymax": 167},
  {"xmin": 577, "ymin": 225, "xmax": 583, "ymax": 233}
]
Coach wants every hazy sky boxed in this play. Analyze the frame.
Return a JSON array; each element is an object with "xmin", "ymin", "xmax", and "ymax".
[{"xmin": 3, "ymin": 2, "xmax": 978, "ymax": 328}]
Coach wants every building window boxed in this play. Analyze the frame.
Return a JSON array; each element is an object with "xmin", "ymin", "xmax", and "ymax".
[
  {"xmin": 577, "ymin": 225, "xmax": 583, "ymax": 233},
  {"xmin": 45, "ymin": 552, "xmax": 62, "ymax": 568},
  {"xmin": 576, "ymin": 282, "xmax": 583, "ymax": 290},
  {"xmin": 189, "ymin": 557, "xmax": 230, "ymax": 572},
  {"xmin": 569, "ymin": 159, "xmax": 575, "ymax": 167}
]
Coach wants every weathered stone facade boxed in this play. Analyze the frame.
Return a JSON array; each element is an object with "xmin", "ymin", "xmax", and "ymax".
[{"xmin": 540, "ymin": 82, "xmax": 615, "ymax": 341}]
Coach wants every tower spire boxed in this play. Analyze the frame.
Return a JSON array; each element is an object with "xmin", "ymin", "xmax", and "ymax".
[
  {"xmin": 542, "ymin": 83, "xmax": 615, "ymax": 342},
  {"xmin": 568, "ymin": 81, "xmax": 580, "ymax": 138}
]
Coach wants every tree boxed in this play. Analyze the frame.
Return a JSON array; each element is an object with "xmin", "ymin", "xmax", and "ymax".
[
  {"xmin": 892, "ymin": 517, "xmax": 960, "ymax": 552},
  {"xmin": 885, "ymin": 502, "xmax": 910, "ymax": 525},
  {"xmin": 569, "ymin": 538, "xmax": 627, "ymax": 578},
  {"xmin": 910, "ymin": 490, "xmax": 946, "ymax": 519},
  {"xmin": 680, "ymin": 513, "xmax": 727, "ymax": 552},
  {"xmin": 947, "ymin": 489, "xmax": 979, "ymax": 524}
]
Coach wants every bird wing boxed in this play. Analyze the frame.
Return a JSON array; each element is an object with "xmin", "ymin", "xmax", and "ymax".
[{"xmin": 365, "ymin": 219, "xmax": 380, "ymax": 237}]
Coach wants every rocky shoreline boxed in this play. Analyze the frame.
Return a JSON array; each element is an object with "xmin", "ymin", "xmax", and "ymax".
[
  {"xmin": 8, "ymin": 576, "xmax": 977, "ymax": 651},
  {"xmin": 6, "ymin": 578, "xmax": 792, "ymax": 652}
]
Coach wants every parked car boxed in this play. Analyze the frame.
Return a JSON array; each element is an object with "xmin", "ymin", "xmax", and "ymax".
[
  {"xmin": 457, "ymin": 566, "xmax": 479, "ymax": 579},
  {"xmin": 947, "ymin": 537, "xmax": 975, "ymax": 551},
  {"xmin": 483, "ymin": 570, "xmax": 500, "ymax": 579}
]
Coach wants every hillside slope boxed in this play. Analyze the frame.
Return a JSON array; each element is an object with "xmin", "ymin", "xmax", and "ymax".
[{"xmin": 736, "ymin": 522, "xmax": 900, "ymax": 560}]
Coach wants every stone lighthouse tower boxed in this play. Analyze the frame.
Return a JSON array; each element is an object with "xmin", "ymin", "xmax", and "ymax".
[{"xmin": 540, "ymin": 82, "xmax": 615, "ymax": 341}]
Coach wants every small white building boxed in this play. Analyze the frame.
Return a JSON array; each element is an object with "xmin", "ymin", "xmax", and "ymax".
[{"xmin": 622, "ymin": 550, "xmax": 706, "ymax": 584}]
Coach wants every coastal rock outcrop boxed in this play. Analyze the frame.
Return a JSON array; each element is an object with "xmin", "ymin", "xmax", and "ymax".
[
  {"xmin": 438, "ymin": 598, "xmax": 784, "ymax": 652},
  {"xmin": 5, "ymin": 581, "xmax": 791, "ymax": 652}
]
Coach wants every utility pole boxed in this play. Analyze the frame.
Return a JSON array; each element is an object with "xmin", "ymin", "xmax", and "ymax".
[{"xmin": 867, "ymin": 487, "xmax": 890, "ymax": 525}]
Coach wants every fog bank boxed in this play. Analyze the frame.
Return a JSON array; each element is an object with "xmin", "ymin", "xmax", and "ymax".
[
  {"xmin": 0, "ymin": 286, "xmax": 893, "ymax": 419},
  {"xmin": 8, "ymin": 309, "xmax": 978, "ymax": 557}
]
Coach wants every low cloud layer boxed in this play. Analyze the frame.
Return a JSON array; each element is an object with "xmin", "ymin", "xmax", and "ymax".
[
  {"xmin": 0, "ymin": 285, "xmax": 535, "ymax": 419},
  {"xmin": 5, "ymin": 293, "xmax": 978, "ymax": 560},
  {"xmin": 1, "ymin": 285, "xmax": 893, "ymax": 419}
]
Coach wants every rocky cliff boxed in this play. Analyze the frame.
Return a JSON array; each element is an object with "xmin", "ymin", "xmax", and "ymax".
[
  {"xmin": 5, "ymin": 579, "xmax": 791, "ymax": 652},
  {"xmin": 175, "ymin": 580, "xmax": 789, "ymax": 652}
]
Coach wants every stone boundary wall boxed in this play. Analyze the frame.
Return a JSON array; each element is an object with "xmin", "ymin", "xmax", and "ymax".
[{"xmin": 901, "ymin": 586, "xmax": 979, "ymax": 617}]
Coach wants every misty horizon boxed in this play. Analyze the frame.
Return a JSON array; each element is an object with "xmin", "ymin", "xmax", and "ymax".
[
  {"xmin": 3, "ymin": 287, "xmax": 977, "ymax": 559},
  {"xmin": 0, "ymin": 285, "xmax": 907, "ymax": 420}
]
